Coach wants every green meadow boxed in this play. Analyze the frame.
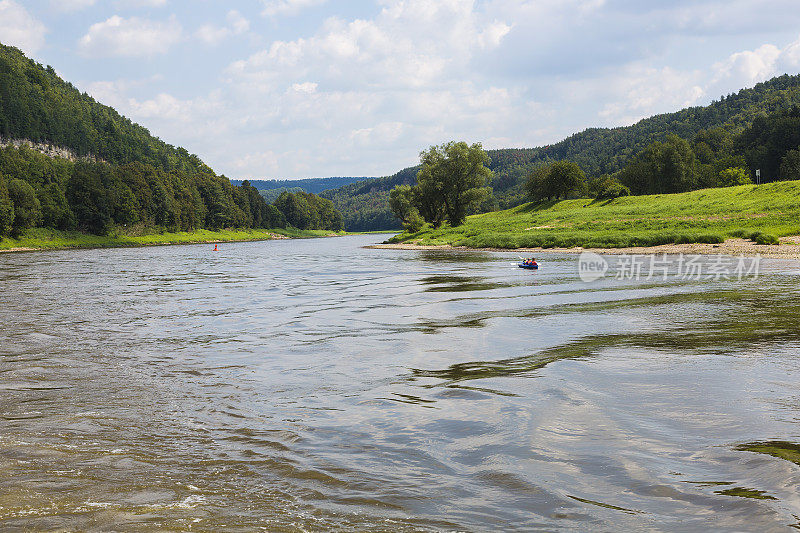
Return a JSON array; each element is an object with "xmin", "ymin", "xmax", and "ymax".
[
  {"xmin": 0, "ymin": 227, "xmax": 341, "ymax": 252},
  {"xmin": 389, "ymin": 180, "xmax": 800, "ymax": 249}
]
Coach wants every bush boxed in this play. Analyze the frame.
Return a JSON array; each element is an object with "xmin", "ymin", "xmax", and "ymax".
[
  {"xmin": 751, "ymin": 231, "xmax": 779, "ymax": 245},
  {"xmin": 729, "ymin": 229, "xmax": 779, "ymax": 245},
  {"xmin": 593, "ymin": 176, "xmax": 631, "ymax": 199},
  {"xmin": 718, "ymin": 167, "xmax": 752, "ymax": 187}
]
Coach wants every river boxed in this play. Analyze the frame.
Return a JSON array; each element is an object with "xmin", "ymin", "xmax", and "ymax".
[{"xmin": 1, "ymin": 234, "xmax": 800, "ymax": 531}]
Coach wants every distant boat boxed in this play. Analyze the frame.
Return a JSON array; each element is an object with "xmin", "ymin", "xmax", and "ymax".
[{"xmin": 518, "ymin": 261, "xmax": 538, "ymax": 270}]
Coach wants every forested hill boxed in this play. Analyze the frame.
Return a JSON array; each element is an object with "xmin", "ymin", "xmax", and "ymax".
[
  {"xmin": 0, "ymin": 44, "xmax": 346, "ymax": 239},
  {"xmin": 230, "ymin": 177, "xmax": 368, "ymax": 195},
  {"xmin": 0, "ymin": 43, "xmax": 207, "ymax": 173},
  {"xmin": 322, "ymin": 73, "xmax": 800, "ymax": 231}
]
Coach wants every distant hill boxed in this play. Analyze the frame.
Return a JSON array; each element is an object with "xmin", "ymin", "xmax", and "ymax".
[
  {"xmin": 0, "ymin": 43, "xmax": 208, "ymax": 174},
  {"xmin": 230, "ymin": 177, "xmax": 369, "ymax": 195},
  {"xmin": 321, "ymin": 74, "xmax": 800, "ymax": 231},
  {"xmin": 0, "ymin": 43, "xmax": 335, "ymax": 238}
]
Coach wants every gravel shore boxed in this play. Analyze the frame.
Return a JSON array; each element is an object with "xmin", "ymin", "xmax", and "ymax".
[{"xmin": 368, "ymin": 237, "xmax": 800, "ymax": 259}]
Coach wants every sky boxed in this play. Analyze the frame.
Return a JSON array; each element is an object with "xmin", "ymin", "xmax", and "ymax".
[{"xmin": 1, "ymin": 1, "xmax": 800, "ymax": 180}]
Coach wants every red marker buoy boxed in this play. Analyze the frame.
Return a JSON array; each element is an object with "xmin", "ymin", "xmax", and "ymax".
[{"xmin": 213, "ymin": 244, "xmax": 218, "ymax": 251}]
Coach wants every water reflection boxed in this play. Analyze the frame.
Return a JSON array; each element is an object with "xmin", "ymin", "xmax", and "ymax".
[
  {"xmin": 408, "ymin": 337, "xmax": 601, "ymax": 386},
  {"xmin": 736, "ymin": 441, "xmax": 800, "ymax": 466},
  {"xmin": 416, "ymin": 250, "xmax": 496, "ymax": 263},
  {"xmin": 421, "ymin": 274, "xmax": 518, "ymax": 293}
]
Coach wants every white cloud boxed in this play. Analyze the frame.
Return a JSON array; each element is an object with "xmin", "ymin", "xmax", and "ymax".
[
  {"xmin": 232, "ymin": 0, "xmax": 511, "ymax": 92},
  {"xmin": 227, "ymin": 10, "xmax": 250, "ymax": 34},
  {"xmin": 597, "ymin": 66, "xmax": 705, "ymax": 125},
  {"xmin": 262, "ymin": 0, "xmax": 326, "ymax": 17},
  {"xmin": 70, "ymin": 2, "xmax": 800, "ymax": 180},
  {"xmin": 195, "ymin": 25, "xmax": 230, "ymax": 46},
  {"xmin": 195, "ymin": 10, "xmax": 249, "ymax": 45},
  {"xmin": 350, "ymin": 122, "xmax": 404, "ymax": 147},
  {"xmin": 594, "ymin": 35, "xmax": 800, "ymax": 127},
  {"xmin": 79, "ymin": 15, "xmax": 182, "ymax": 57},
  {"xmin": 0, "ymin": 1, "xmax": 46, "ymax": 54},
  {"xmin": 478, "ymin": 21, "xmax": 512, "ymax": 50},
  {"xmin": 711, "ymin": 37, "xmax": 800, "ymax": 92},
  {"xmin": 232, "ymin": 151, "xmax": 279, "ymax": 174},
  {"xmin": 291, "ymin": 82, "xmax": 317, "ymax": 94}
]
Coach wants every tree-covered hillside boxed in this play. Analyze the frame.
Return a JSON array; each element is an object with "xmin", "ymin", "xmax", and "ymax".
[
  {"xmin": 0, "ymin": 43, "xmax": 208, "ymax": 174},
  {"xmin": 0, "ymin": 44, "xmax": 342, "ymax": 238},
  {"xmin": 230, "ymin": 177, "xmax": 369, "ymax": 195},
  {"xmin": 323, "ymin": 74, "xmax": 800, "ymax": 231}
]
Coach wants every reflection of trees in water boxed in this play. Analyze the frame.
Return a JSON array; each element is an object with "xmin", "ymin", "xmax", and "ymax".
[
  {"xmin": 420, "ymin": 274, "xmax": 518, "ymax": 293},
  {"xmin": 406, "ymin": 298, "xmax": 800, "ymax": 391},
  {"xmin": 417, "ymin": 251, "xmax": 495, "ymax": 264},
  {"xmin": 736, "ymin": 441, "xmax": 800, "ymax": 466}
]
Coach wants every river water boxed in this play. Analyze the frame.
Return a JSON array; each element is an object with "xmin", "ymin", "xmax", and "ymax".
[{"xmin": 2, "ymin": 234, "xmax": 800, "ymax": 531}]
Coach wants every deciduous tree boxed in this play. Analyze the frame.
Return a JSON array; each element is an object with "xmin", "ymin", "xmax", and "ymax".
[{"xmin": 415, "ymin": 141, "xmax": 492, "ymax": 227}]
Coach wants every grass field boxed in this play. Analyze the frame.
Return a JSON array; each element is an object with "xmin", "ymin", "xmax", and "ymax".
[
  {"xmin": 388, "ymin": 180, "xmax": 800, "ymax": 249},
  {"xmin": 0, "ymin": 227, "xmax": 341, "ymax": 252}
]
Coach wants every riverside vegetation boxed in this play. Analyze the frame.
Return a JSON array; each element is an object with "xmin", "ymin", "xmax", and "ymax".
[
  {"xmin": 322, "ymin": 74, "xmax": 800, "ymax": 232},
  {"xmin": 386, "ymin": 99, "xmax": 800, "ymax": 249},
  {"xmin": 387, "ymin": 180, "xmax": 800, "ymax": 249}
]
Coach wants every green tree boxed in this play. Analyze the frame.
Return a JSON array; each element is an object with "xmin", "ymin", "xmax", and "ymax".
[
  {"xmin": 718, "ymin": 167, "xmax": 752, "ymax": 187},
  {"xmin": 113, "ymin": 184, "xmax": 141, "ymax": 226},
  {"xmin": 526, "ymin": 160, "xmax": 586, "ymax": 201},
  {"xmin": 736, "ymin": 109, "xmax": 800, "ymax": 182},
  {"xmin": 37, "ymin": 182, "xmax": 76, "ymax": 229},
  {"xmin": 415, "ymin": 141, "xmax": 492, "ymax": 227},
  {"xmin": 66, "ymin": 162, "xmax": 112, "ymax": 235},
  {"xmin": 619, "ymin": 135, "xmax": 698, "ymax": 195},
  {"xmin": 0, "ymin": 175, "xmax": 14, "ymax": 236},
  {"xmin": 412, "ymin": 175, "xmax": 446, "ymax": 228},
  {"xmin": 7, "ymin": 178, "xmax": 41, "ymax": 235},
  {"xmin": 590, "ymin": 175, "xmax": 631, "ymax": 199},
  {"xmin": 779, "ymin": 148, "xmax": 800, "ymax": 180},
  {"xmin": 389, "ymin": 184, "xmax": 424, "ymax": 231}
]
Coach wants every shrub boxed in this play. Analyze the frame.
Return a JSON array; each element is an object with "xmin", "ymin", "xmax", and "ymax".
[
  {"xmin": 593, "ymin": 177, "xmax": 631, "ymax": 199},
  {"xmin": 718, "ymin": 167, "xmax": 752, "ymax": 187},
  {"xmin": 751, "ymin": 231, "xmax": 779, "ymax": 245},
  {"xmin": 730, "ymin": 229, "xmax": 779, "ymax": 245}
]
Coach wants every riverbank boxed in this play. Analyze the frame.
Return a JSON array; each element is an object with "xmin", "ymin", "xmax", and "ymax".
[
  {"xmin": 370, "ymin": 237, "xmax": 800, "ymax": 258},
  {"xmin": 0, "ymin": 227, "xmax": 343, "ymax": 253},
  {"xmin": 387, "ymin": 181, "xmax": 800, "ymax": 252}
]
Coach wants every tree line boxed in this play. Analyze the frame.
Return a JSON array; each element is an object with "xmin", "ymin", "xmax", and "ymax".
[
  {"xmin": 524, "ymin": 106, "xmax": 800, "ymax": 203},
  {"xmin": 0, "ymin": 43, "xmax": 344, "ymax": 239},
  {"xmin": 0, "ymin": 145, "xmax": 342, "ymax": 238},
  {"xmin": 390, "ymin": 109, "xmax": 800, "ymax": 230},
  {"xmin": 329, "ymin": 74, "xmax": 800, "ymax": 231}
]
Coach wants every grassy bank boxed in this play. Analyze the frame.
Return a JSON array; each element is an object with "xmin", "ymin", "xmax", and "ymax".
[
  {"xmin": 389, "ymin": 180, "xmax": 800, "ymax": 249},
  {"xmin": 0, "ymin": 227, "xmax": 341, "ymax": 252}
]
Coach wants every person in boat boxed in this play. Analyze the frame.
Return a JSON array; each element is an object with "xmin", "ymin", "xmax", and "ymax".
[{"xmin": 523, "ymin": 257, "xmax": 538, "ymax": 266}]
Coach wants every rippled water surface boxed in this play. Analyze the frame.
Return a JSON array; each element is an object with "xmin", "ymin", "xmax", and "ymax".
[{"xmin": 2, "ymin": 235, "xmax": 800, "ymax": 531}]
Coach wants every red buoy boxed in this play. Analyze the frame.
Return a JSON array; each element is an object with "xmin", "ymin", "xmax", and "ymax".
[{"xmin": 213, "ymin": 244, "xmax": 218, "ymax": 251}]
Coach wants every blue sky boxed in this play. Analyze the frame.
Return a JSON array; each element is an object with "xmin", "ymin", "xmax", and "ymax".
[{"xmin": 1, "ymin": 1, "xmax": 799, "ymax": 180}]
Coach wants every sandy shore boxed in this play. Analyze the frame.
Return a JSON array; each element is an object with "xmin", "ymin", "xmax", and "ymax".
[
  {"xmin": 368, "ymin": 236, "xmax": 800, "ymax": 259},
  {"xmin": 0, "ymin": 247, "xmax": 37, "ymax": 253},
  {"xmin": 0, "ymin": 232, "xmax": 298, "ymax": 254}
]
